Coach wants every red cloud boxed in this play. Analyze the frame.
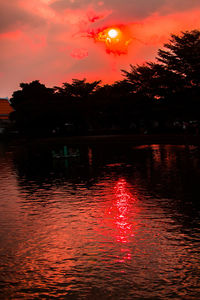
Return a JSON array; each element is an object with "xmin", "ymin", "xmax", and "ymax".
[
  {"xmin": 87, "ymin": 8, "xmax": 111, "ymax": 23},
  {"xmin": 0, "ymin": 30, "xmax": 46, "ymax": 53},
  {"xmin": 0, "ymin": 30, "xmax": 22, "ymax": 40},
  {"xmin": 70, "ymin": 48, "xmax": 88, "ymax": 59}
]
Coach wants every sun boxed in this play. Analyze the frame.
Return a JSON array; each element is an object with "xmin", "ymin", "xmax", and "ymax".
[
  {"xmin": 108, "ymin": 28, "xmax": 118, "ymax": 39},
  {"xmin": 90, "ymin": 25, "xmax": 132, "ymax": 55}
]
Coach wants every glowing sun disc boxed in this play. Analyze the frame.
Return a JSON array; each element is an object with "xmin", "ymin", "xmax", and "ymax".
[{"xmin": 108, "ymin": 29, "xmax": 118, "ymax": 38}]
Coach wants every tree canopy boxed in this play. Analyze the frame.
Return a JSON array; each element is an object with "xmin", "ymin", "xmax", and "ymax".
[
  {"xmin": 157, "ymin": 30, "xmax": 200, "ymax": 87},
  {"xmin": 9, "ymin": 29, "xmax": 200, "ymax": 136}
]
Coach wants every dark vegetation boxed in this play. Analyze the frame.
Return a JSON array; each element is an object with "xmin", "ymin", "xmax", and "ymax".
[{"xmin": 9, "ymin": 30, "xmax": 200, "ymax": 137}]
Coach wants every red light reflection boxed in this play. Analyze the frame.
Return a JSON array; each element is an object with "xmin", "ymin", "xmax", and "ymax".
[
  {"xmin": 102, "ymin": 178, "xmax": 139, "ymax": 263},
  {"xmin": 114, "ymin": 179, "xmax": 133, "ymax": 244}
]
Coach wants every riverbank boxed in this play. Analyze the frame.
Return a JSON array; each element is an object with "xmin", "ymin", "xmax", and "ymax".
[{"xmin": 6, "ymin": 133, "xmax": 200, "ymax": 147}]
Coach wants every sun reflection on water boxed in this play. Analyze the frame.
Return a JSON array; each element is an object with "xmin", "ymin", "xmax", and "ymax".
[
  {"xmin": 102, "ymin": 178, "xmax": 140, "ymax": 263},
  {"xmin": 114, "ymin": 179, "xmax": 134, "ymax": 244}
]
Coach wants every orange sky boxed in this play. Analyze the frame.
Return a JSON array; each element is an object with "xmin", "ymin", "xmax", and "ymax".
[{"xmin": 0, "ymin": 0, "xmax": 200, "ymax": 97}]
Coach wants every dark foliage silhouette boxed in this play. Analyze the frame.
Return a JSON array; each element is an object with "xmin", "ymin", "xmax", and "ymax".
[{"xmin": 9, "ymin": 30, "xmax": 200, "ymax": 136}]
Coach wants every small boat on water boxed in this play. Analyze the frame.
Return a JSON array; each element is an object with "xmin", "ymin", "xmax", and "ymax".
[{"xmin": 52, "ymin": 146, "xmax": 80, "ymax": 159}]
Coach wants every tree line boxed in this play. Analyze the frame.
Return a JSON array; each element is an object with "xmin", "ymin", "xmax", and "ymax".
[{"xmin": 10, "ymin": 29, "xmax": 200, "ymax": 136}]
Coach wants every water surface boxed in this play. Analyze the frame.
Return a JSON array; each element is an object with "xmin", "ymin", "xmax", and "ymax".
[{"xmin": 0, "ymin": 142, "xmax": 199, "ymax": 299}]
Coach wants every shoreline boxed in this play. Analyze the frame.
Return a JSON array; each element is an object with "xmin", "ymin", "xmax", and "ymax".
[{"xmin": 6, "ymin": 133, "xmax": 200, "ymax": 147}]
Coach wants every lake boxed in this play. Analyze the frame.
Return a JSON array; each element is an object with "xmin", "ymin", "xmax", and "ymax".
[{"xmin": 0, "ymin": 140, "xmax": 199, "ymax": 299}]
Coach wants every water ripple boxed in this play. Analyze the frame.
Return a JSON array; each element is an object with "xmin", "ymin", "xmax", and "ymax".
[{"xmin": 0, "ymin": 144, "xmax": 199, "ymax": 299}]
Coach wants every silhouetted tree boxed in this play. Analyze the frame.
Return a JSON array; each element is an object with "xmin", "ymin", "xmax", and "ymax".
[
  {"xmin": 157, "ymin": 30, "xmax": 200, "ymax": 120},
  {"xmin": 9, "ymin": 29, "xmax": 200, "ymax": 136},
  {"xmin": 157, "ymin": 30, "xmax": 200, "ymax": 87},
  {"xmin": 54, "ymin": 78, "xmax": 101, "ymax": 99},
  {"xmin": 10, "ymin": 80, "xmax": 54, "ymax": 109},
  {"xmin": 10, "ymin": 81, "xmax": 57, "ymax": 135},
  {"xmin": 122, "ymin": 62, "xmax": 184, "ymax": 101},
  {"xmin": 122, "ymin": 30, "xmax": 200, "ymax": 126}
]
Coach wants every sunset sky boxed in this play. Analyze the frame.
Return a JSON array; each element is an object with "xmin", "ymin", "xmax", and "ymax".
[{"xmin": 1, "ymin": 0, "xmax": 200, "ymax": 97}]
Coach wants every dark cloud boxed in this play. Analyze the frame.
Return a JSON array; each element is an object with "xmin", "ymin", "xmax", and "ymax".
[
  {"xmin": 50, "ymin": 0, "xmax": 92, "ymax": 10},
  {"xmin": 162, "ymin": 0, "xmax": 200, "ymax": 13},
  {"xmin": 105, "ymin": 0, "xmax": 200, "ymax": 21},
  {"xmin": 0, "ymin": 1, "xmax": 45, "ymax": 33},
  {"xmin": 106, "ymin": 0, "xmax": 160, "ymax": 20}
]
